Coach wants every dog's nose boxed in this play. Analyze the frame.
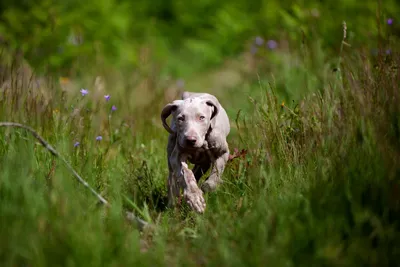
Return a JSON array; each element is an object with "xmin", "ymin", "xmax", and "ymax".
[{"xmin": 185, "ymin": 136, "xmax": 197, "ymax": 146}]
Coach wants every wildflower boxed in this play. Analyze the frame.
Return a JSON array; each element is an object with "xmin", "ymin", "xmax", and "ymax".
[
  {"xmin": 255, "ymin": 36, "xmax": 264, "ymax": 46},
  {"xmin": 386, "ymin": 49, "xmax": 391, "ymax": 55},
  {"xmin": 176, "ymin": 79, "xmax": 185, "ymax": 88},
  {"xmin": 104, "ymin": 95, "xmax": 111, "ymax": 101},
  {"xmin": 80, "ymin": 88, "xmax": 88, "ymax": 96},
  {"xmin": 267, "ymin": 40, "xmax": 278, "ymax": 50},
  {"xmin": 250, "ymin": 45, "xmax": 258, "ymax": 55},
  {"xmin": 111, "ymin": 105, "xmax": 117, "ymax": 112},
  {"xmin": 74, "ymin": 142, "xmax": 80, "ymax": 147},
  {"xmin": 96, "ymin": 136, "xmax": 102, "ymax": 141},
  {"xmin": 387, "ymin": 18, "xmax": 393, "ymax": 25},
  {"xmin": 281, "ymin": 101, "xmax": 285, "ymax": 108}
]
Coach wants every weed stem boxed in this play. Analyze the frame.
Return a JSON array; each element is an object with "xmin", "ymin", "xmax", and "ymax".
[{"xmin": 0, "ymin": 122, "xmax": 149, "ymax": 230}]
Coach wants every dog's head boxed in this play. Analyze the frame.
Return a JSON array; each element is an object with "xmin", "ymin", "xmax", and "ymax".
[{"xmin": 161, "ymin": 94, "xmax": 220, "ymax": 149}]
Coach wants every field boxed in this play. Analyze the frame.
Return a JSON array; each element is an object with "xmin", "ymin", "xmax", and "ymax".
[{"xmin": 1, "ymin": 1, "xmax": 400, "ymax": 266}]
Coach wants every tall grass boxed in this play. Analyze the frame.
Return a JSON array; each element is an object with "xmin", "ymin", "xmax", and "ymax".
[{"xmin": 0, "ymin": 31, "xmax": 399, "ymax": 266}]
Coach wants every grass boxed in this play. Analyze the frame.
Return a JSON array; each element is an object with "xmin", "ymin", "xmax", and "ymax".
[{"xmin": 1, "ymin": 27, "xmax": 400, "ymax": 266}]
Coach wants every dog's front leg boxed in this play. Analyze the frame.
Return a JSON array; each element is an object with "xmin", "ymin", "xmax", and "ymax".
[
  {"xmin": 170, "ymin": 147, "xmax": 206, "ymax": 213},
  {"xmin": 167, "ymin": 135, "xmax": 181, "ymax": 208},
  {"xmin": 201, "ymin": 150, "xmax": 229, "ymax": 193},
  {"xmin": 181, "ymin": 162, "xmax": 206, "ymax": 213}
]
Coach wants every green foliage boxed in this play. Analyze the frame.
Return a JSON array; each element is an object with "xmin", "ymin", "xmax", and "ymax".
[
  {"xmin": 2, "ymin": 38, "xmax": 400, "ymax": 265},
  {"xmin": 1, "ymin": 1, "xmax": 400, "ymax": 266},
  {"xmin": 1, "ymin": 0, "xmax": 399, "ymax": 75}
]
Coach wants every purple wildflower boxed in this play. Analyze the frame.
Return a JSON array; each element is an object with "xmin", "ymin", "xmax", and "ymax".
[
  {"xmin": 250, "ymin": 45, "xmax": 258, "ymax": 55},
  {"xmin": 104, "ymin": 95, "xmax": 111, "ymax": 101},
  {"xmin": 267, "ymin": 40, "xmax": 278, "ymax": 50},
  {"xmin": 74, "ymin": 141, "xmax": 80, "ymax": 147},
  {"xmin": 255, "ymin": 36, "xmax": 264, "ymax": 46},
  {"xmin": 80, "ymin": 88, "xmax": 88, "ymax": 96},
  {"xmin": 387, "ymin": 18, "xmax": 393, "ymax": 25},
  {"xmin": 96, "ymin": 136, "xmax": 102, "ymax": 141},
  {"xmin": 111, "ymin": 105, "xmax": 117, "ymax": 112},
  {"xmin": 176, "ymin": 79, "xmax": 185, "ymax": 88},
  {"xmin": 386, "ymin": 49, "xmax": 391, "ymax": 55}
]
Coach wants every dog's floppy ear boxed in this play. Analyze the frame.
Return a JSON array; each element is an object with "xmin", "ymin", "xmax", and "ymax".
[
  {"xmin": 161, "ymin": 100, "xmax": 183, "ymax": 134},
  {"xmin": 202, "ymin": 94, "xmax": 220, "ymax": 124}
]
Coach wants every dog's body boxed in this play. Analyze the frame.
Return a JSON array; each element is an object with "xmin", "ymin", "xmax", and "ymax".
[{"xmin": 161, "ymin": 91, "xmax": 230, "ymax": 213}]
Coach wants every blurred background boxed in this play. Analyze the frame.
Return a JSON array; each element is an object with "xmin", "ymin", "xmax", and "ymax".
[{"xmin": 0, "ymin": 0, "xmax": 399, "ymax": 106}]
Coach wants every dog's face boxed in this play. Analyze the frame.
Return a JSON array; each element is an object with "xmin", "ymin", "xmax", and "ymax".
[
  {"xmin": 175, "ymin": 98, "xmax": 213, "ymax": 148},
  {"xmin": 161, "ymin": 96, "xmax": 219, "ymax": 149}
]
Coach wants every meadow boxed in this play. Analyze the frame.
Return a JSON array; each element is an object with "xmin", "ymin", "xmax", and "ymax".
[{"xmin": 0, "ymin": 1, "xmax": 400, "ymax": 266}]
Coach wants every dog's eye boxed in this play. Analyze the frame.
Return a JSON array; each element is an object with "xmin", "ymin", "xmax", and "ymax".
[
  {"xmin": 178, "ymin": 116, "xmax": 185, "ymax": 121},
  {"xmin": 199, "ymin": 116, "xmax": 205, "ymax": 121}
]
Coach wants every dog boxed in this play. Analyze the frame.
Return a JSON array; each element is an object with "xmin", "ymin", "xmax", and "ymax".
[{"xmin": 161, "ymin": 91, "xmax": 230, "ymax": 213}]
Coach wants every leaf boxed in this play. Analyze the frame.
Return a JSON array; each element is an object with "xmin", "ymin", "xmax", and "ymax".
[{"xmin": 228, "ymin": 148, "xmax": 248, "ymax": 161}]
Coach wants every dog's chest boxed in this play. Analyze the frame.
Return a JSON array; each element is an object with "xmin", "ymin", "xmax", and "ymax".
[{"xmin": 187, "ymin": 148, "xmax": 210, "ymax": 164}]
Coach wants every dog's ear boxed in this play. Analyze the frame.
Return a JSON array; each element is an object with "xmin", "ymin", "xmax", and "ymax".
[
  {"xmin": 161, "ymin": 100, "xmax": 183, "ymax": 134},
  {"xmin": 203, "ymin": 94, "xmax": 220, "ymax": 125}
]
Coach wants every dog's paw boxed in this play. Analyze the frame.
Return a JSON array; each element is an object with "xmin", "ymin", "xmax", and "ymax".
[{"xmin": 184, "ymin": 187, "xmax": 206, "ymax": 214}]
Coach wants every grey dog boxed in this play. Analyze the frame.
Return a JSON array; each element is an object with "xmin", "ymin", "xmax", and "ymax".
[{"xmin": 161, "ymin": 91, "xmax": 230, "ymax": 213}]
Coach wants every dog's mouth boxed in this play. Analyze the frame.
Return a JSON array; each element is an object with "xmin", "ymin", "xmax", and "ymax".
[
  {"xmin": 179, "ymin": 142, "xmax": 201, "ymax": 149},
  {"xmin": 178, "ymin": 137, "xmax": 204, "ymax": 149}
]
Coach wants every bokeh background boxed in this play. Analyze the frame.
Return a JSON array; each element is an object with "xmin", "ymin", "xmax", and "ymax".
[
  {"xmin": 1, "ymin": 1, "xmax": 400, "ymax": 266},
  {"xmin": 1, "ymin": 0, "xmax": 398, "ymax": 97}
]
